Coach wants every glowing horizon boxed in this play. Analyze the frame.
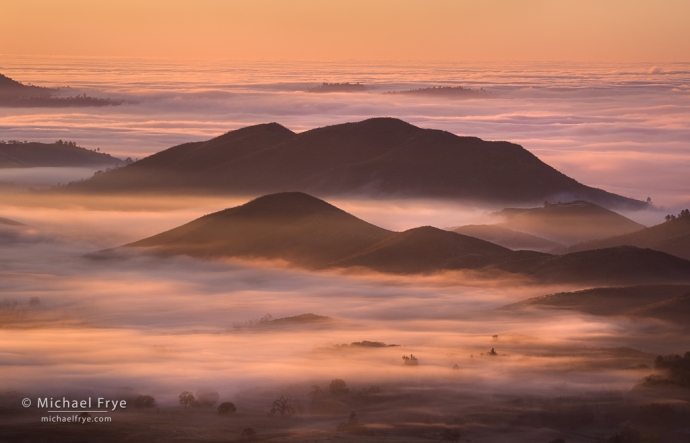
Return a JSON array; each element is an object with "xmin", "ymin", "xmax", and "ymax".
[{"xmin": 3, "ymin": 0, "xmax": 690, "ymax": 62}]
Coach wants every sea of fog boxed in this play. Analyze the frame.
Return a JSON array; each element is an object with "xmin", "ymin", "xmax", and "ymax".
[
  {"xmin": 0, "ymin": 56, "xmax": 689, "ymax": 209},
  {"xmin": 1, "ymin": 201, "xmax": 688, "ymax": 406}
]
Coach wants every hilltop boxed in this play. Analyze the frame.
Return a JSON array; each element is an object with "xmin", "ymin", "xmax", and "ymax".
[
  {"xmin": 67, "ymin": 118, "xmax": 646, "ymax": 209},
  {"xmin": 0, "ymin": 141, "xmax": 123, "ymax": 168},
  {"xmin": 569, "ymin": 212, "xmax": 690, "ymax": 260},
  {"xmin": 123, "ymin": 192, "xmax": 690, "ymax": 285},
  {"xmin": 491, "ymin": 200, "xmax": 645, "ymax": 245}
]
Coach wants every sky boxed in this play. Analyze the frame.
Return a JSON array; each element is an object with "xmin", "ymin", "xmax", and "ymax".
[{"xmin": 3, "ymin": 0, "xmax": 690, "ymax": 62}]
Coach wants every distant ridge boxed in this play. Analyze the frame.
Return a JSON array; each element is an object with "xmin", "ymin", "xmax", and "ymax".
[
  {"xmin": 569, "ymin": 214, "xmax": 690, "ymax": 260},
  {"xmin": 123, "ymin": 192, "xmax": 690, "ymax": 285},
  {"xmin": 449, "ymin": 224, "xmax": 561, "ymax": 252},
  {"xmin": 503, "ymin": 285, "xmax": 690, "ymax": 325},
  {"xmin": 492, "ymin": 200, "xmax": 645, "ymax": 245},
  {"xmin": 68, "ymin": 118, "xmax": 646, "ymax": 210},
  {"xmin": 0, "ymin": 72, "xmax": 121, "ymax": 107},
  {"xmin": 0, "ymin": 141, "xmax": 123, "ymax": 168}
]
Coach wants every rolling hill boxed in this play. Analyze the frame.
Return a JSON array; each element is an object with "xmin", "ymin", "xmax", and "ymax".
[
  {"xmin": 569, "ymin": 215, "xmax": 690, "ymax": 260},
  {"xmin": 491, "ymin": 200, "xmax": 645, "ymax": 245},
  {"xmin": 0, "ymin": 142, "xmax": 123, "ymax": 168},
  {"xmin": 449, "ymin": 224, "xmax": 561, "ymax": 252},
  {"xmin": 503, "ymin": 285, "xmax": 690, "ymax": 325},
  {"xmin": 123, "ymin": 192, "xmax": 690, "ymax": 285},
  {"xmin": 68, "ymin": 118, "xmax": 646, "ymax": 209}
]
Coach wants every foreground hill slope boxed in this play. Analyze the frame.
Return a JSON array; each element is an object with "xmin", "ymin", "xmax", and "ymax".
[
  {"xmin": 70, "ymin": 118, "xmax": 645, "ymax": 209},
  {"xmin": 124, "ymin": 192, "xmax": 690, "ymax": 285},
  {"xmin": 569, "ymin": 215, "xmax": 690, "ymax": 260},
  {"xmin": 0, "ymin": 142, "xmax": 123, "ymax": 168},
  {"xmin": 492, "ymin": 200, "xmax": 645, "ymax": 245}
]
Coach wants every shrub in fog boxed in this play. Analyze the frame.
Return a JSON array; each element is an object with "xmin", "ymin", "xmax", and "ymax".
[
  {"xmin": 133, "ymin": 395, "xmax": 156, "ymax": 408},
  {"xmin": 195, "ymin": 390, "xmax": 219, "ymax": 407},
  {"xmin": 218, "ymin": 401, "xmax": 237, "ymax": 414},
  {"xmin": 329, "ymin": 379, "xmax": 349, "ymax": 396},
  {"xmin": 402, "ymin": 354, "xmax": 419, "ymax": 365}
]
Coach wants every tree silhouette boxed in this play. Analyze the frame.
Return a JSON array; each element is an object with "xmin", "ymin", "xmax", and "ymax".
[
  {"xmin": 269, "ymin": 396, "xmax": 296, "ymax": 418},
  {"xmin": 329, "ymin": 379, "xmax": 349, "ymax": 396},
  {"xmin": 402, "ymin": 354, "xmax": 419, "ymax": 365},
  {"xmin": 218, "ymin": 401, "xmax": 237, "ymax": 414},
  {"xmin": 178, "ymin": 391, "xmax": 195, "ymax": 408}
]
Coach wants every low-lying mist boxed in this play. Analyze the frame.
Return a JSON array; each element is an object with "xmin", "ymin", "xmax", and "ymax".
[{"xmin": 1, "ymin": 199, "xmax": 686, "ymax": 419}]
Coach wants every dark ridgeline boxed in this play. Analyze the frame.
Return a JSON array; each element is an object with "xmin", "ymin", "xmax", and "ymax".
[
  {"xmin": 307, "ymin": 82, "xmax": 367, "ymax": 93},
  {"xmin": 569, "ymin": 211, "xmax": 690, "ymax": 260},
  {"xmin": 0, "ymin": 73, "xmax": 121, "ymax": 107},
  {"xmin": 450, "ymin": 224, "xmax": 562, "ymax": 252},
  {"xmin": 0, "ymin": 141, "xmax": 123, "ymax": 168},
  {"xmin": 491, "ymin": 200, "xmax": 646, "ymax": 245},
  {"xmin": 123, "ymin": 192, "xmax": 690, "ymax": 285},
  {"xmin": 68, "ymin": 118, "xmax": 646, "ymax": 210},
  {"xmin": 385, "ymin": 85, "xmax": 490, "ymax": 98},
  {"xmin": 503, "ymin": 285, "xmax": 690, "ymax": 325}
]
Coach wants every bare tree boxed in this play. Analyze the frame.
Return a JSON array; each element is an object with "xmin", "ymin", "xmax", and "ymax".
[{"xmin": 269, "ymin": 396, "xmax": 296, "ymax": 418}]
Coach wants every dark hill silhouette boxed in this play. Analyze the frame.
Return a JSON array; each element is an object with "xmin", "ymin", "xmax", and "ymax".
[
  {"xmin": 449, "ymin": 224, "xmax": 561, "ymax": 252},
  {"xmin": 0, "ymin": 73, "xmax": 53, "ymax": 99},
  {"xmin": 68, "ymin": 118, "xmax": 645, "ymax": 209},
  {"xmin": 569, "ymin": 215, "xmax": 690, "ymax": 260},
  {"xmin": 492, "ymin": 200, "xmax": 645, "ymax": 245},
  {"xmin": 503, "ymin": 285, "xmax": 690, "ymax": 325},
  {"xmin": 0, "ymin": 73, "xmax": 121, "ymax": 107},
  {"xmin": 0, "ymin": 142, "xmax": 123, "ymax": 168},
  {"xmin": 629, "ymin": 293, "xmax": 690, "ymax": 324},
  {"xmin": 331, "ymin": 226, "xmax": 542, "ymax": 274},
  {"xmin": 516, "ymin": 246, "xmax": 690, "ymax": 285},
  {"xmin": 124, "ymin": 192, "xmax": 690, "ymax": 285},
  {"xmin": 0, "ymin": 216, "xmax": 24, "ymax": 226},
  {"xmin": 126, "ymin": 192, "xmax": 393, "ymax": 268}
]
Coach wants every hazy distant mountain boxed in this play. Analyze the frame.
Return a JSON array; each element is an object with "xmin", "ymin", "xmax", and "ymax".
[
  {"xmin": 0, "ymin": 141, "xmax": 123, "ymax": 168},
  {"xmin": 123, "ymin": 192, "xmax": 690, "ymax": 285},
  {"xmin": 0, "ymin": 73, "xmax": 121, "ymax": 107},
  {"xmin": 449, "ymin": 224, "xmax": 562, "ymax": 252},
  {"xmin": 492, "ymin": 200, "xmax": 645, "ymax": 245},
  {"xmin": 385, "ymin": 86, "xmax": 490, "ymax": 98},
  {"xmin": 503, "ymin": 285, "xmax": 690, "ymax": 325},
  {"xmin": 307, "ymin": 82, "xmax": 367, "ymax": 93},
  {"xmin": 569, "ymin": 215, "xmax": 690, "ymax": 260},
  {"xmin": 68, "ymin": 118, "xmax": 646, "ymax": 209}
]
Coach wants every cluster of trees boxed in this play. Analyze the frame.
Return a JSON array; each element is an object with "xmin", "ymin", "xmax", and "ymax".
[
  {"xmin": 665, "ymin": 209, "xmax": 690, "ymax": 221},
  {"xmin": 651, "ymin": 352, "xmax": 690, "ymax": 387},
  {"xmin": 402, "ymin": 354, "xmax": 419, "ymax": 366},
  {"xmin": 178, "ymin": 390, "xmax": 220, "ymax": 408},
  {"xmin": 0, "ymin": 140, "xmax": 29, "ymax": 144}
]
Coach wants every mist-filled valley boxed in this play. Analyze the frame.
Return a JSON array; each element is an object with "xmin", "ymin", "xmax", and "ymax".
[
  {"xmin": 1, "ymin": 191, "xmax": 689, "ymax": 442},
  {"xmin": 1, "ymin": 57, "xmax": 690, "ymax": 443}
]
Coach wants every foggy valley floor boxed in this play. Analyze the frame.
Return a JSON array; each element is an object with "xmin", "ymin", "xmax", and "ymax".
[{"xmin": 1, "ymin": 196, "xmax": 689, "ymax": 442}]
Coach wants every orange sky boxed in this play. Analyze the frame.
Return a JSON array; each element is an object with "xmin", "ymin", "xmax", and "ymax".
[{"xmin": 3, "ymin": 0, "xmax": 689, "ymax": 62}]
